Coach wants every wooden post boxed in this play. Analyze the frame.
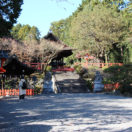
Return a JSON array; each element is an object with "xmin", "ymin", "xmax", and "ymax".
[{"xmin": 1, "ymin": 80, "xmax": 4, "ymax": 96}]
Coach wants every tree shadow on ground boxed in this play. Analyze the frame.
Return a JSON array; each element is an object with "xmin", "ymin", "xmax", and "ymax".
[
  {"xmin": 0, "ymin": 94, "xmax": 132, "ymax": 131},
  {"xmin": 57, "ymin": 79, "xmax": 88, "ymax": 93},
  {"xmin": 0, "ymin": 125, "xmax": 51, "ymax": 132}
]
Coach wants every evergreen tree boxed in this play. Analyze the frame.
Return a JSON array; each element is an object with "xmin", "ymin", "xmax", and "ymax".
[
  {"xmin": 11, "ymin": 24, "xmax": 41, "ymax": 41},
  {"xmin": 70, "ymin": 3, "xmax": 128, "ymax": 62},
  {"xmin": 0, "ymin": 0, "xmax": 23, "ymax": 37}
]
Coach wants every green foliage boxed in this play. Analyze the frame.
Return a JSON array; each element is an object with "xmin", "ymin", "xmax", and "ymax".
[
  {"xmin": 73, "ymin": 64, "xmax": 82, "ymax": 74},
  {"xmin": 10, "ymin": 24, "xmax": 22, "ymax": 40},
  {"xmin": 86, "ymin": 80, "xmax": 93, "ymax": 92},
  {"xmin": 80, "ymin": 66, "xmax": 100, "ymax": 92},
  {"xmin": 129, "ymin": 48, "xmax": 132, "ymax": 62},
  {"xmin": 104, "ymin": 63, "xmax": 132, "ymax": 94},
  {"xmin": 64, "ymin": 54, "xmax": 77, "ymax": 66},
  {"xmin": 50, "ymin": 19, "xmax": 67, "ymax": 41},
  {"xmin": 122, "ymin": 47, "xmax": 132, "ymax": 63},
  {"xmin": 70, "ymin": 4, "xmax": 128, "ymax": 62},
  {"xmin": 102, "ymin": 77, "xmax": 113, "ymax": 84},
  {"xmin": 109, "ymin": 49, "xmax": 122, "ymax": 63},
  {"xmin": 102, "ymin": 65, "xmax": 109, "ymax": 71},
  {"xmin": 4, "ymin": 78, "xmax": 19, "ymax": 89},
  {"xmin": 11, "ymin": 24, "xmax": 40, "ymax": 41},
  {"xmin": 46, "ymin": 66, "xmax": 52, "ymax": 72},
  {"xmin": 34, "ymin": 86, "xmax": 42, "ymax": 94},
  {"xmin": 0, "ymin": 0, "xmax": 23, "ymax": 37},
  {"xmin": 30, "ymin": 73, "xmax": 43, "ymax": 94},
  {"xmin": 104, "ymin": 65, "xmax": 124, "ymax": 83},
  {"xmin": 87, "ymin": 66, "xmax": 100, "ymax": 79},
  {"xmin": 30, "ymin": 72, "xmax": 44, "ymax": 79},
  {"xmin": 50, "ymin": 0, "xmax": 132, "ymax": 63}
]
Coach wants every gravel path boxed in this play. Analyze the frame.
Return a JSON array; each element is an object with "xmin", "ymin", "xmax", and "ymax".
[{"xmin": 0, "ymin": 93, "xmax": 132, "ymax": 132}]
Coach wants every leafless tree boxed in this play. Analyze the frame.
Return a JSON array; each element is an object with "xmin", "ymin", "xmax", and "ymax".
[
  {"xmin": 38, "ymin": 39, "xmax": 64, "ymax": 73},
  {"xmin": 0, "ymin": 38, "xmax": 66, "ymax": 74}
]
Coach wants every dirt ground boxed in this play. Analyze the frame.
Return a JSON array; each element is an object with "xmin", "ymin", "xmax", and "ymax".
[{"xmin": 0, "ymin": 93, "xmax": 132, "ymax": 132}]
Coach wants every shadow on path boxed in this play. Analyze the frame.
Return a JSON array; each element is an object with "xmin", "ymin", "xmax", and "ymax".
[
  {"xmin": 0, "ymin": 94, "xmax": 132, "ymax": 131},
  {"xmin": 54, "ymin": 71, "xmax": 88, "ymax": 93}
]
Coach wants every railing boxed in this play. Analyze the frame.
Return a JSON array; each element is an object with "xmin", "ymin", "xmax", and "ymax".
[
  {"xmin": 52, "ymin": 66, "xmax": 74, "ymax": 72},
  {"xmin": 0, "ymin": 89, "xmax": 34, "ymax": 96},
  {"xmin": 75, "ymin": 62, "xmax": 123, "ymax": 68},
  {"xmin": 87, "ymin": 63, "xmax": 123, "ymax": 68},
  {"xmin": 24, "ymin": 63, "xmax": 47, "ymax": 70},
  {"xmin": 24, "ymin": 62, "xmax": 123, "ymax": 70}
]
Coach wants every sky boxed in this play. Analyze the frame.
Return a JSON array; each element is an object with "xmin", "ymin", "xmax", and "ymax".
[{"xmin": 17, "ymin": 0, "xmax": 82, "ymax": 37}]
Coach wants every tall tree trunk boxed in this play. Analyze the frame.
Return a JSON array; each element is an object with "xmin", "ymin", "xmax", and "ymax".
[
  {"xmin": 43, "ymin": 51, "xmax": 59, "ymax": 77},
  {"xmin": 120, "ymin": 47, "xmax": 124, "ymax": 62},
  {"xmin": 105, "ymin": 53, "xmax": 108, "ymax": 64},
  {"xmin": 129, "ymin": 48, "xmax": 132, "ymax": 63}
]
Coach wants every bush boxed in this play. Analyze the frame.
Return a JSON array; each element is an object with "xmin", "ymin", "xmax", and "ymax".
[
  {"xmin": 102, "ymin": 65, "xmax": 109, "ymax": 71},
  {"xmin": 64, "ymin": 54, "xmax": 77, "ymax": 66},
  {"xmin": 73, "ymin": 64, "xmax": 82, "ymax": 74},
  {"xmin": 103, "ymin": 63, "xmax": 132, "ymax": 94},
  {"xmin": 80, "ymin": 66, "xmax": 101, "ymax": 92},
  {"xmin": 79, "ymin": 68, "xmax": 87, "ymax": 76},
  {"xmin": 34, "ymin": 86, "xmax": 42, "ymax": 94},
  {"xmin": 86, "ymin": 80, "xmax": 93, "ymax": 92},
  {"xmin": 46, "ymin": 66, "xmax": 52, "ymax": 72},
  {"xmin": 86, "ymin": 66, "xmax": 101, "ymax": 80},
  {"xmin": 4, "ymin": 78, "xmax": 19, "ymax": 89}
]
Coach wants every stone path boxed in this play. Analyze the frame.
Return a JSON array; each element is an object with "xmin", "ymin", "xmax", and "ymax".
[
  {"xmin": 0, "ymin": 93, "xmax": 132, "ymax": 132},
  {"xmin": 54, "ymin": 71, "xmax": 88, "ymax": 93}
]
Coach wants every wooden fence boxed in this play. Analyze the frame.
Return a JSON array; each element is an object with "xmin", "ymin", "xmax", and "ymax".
[{"xmin": 0, "ymin": 89, "xmax": 34, "ymax": 96}]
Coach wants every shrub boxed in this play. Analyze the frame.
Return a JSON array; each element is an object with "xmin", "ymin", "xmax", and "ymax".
[
  {"xmin": 79, "ymin": 68, "xmax": 87, "ymax": 77},
  {"xmin": 34, "ymin": 86, "xmax": 42, "ymax": 94},
  {"xmin": 86, "ymin": 80, "xmax": 93, "ymax": 92},
  {"xmin": 103, "ymin": 63, "xmax": 132, "ymax": 94},
  {"xmin": 102, "ymin": 65, "xmax": 109, "ymax": 71},
  {"xmin": 4, "ymin": 78, "xmax": 19, "ymax": 89},
  {"xmin": 64, "ymin": 54, "xmax": 77, "ymax": 66},
  {"xmin": 46, "ymin": 66, "xmax": 52, "ymax": 72},
  {"xmin": 73, "ymin": 64, "xmax": 82, "ymax": 74}
]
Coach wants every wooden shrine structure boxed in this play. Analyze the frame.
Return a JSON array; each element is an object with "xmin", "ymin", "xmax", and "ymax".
[
  {"xmin": 44, "ymin": 32, "xmax": 73, "ymax": 67},
  {"xmin": 3, "ymin": 55, "xmax": 35, "ymax": 76}
]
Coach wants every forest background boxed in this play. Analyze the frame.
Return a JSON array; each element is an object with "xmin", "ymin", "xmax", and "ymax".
[{"xmin": 0, "ymin": 0, "xmax": 132, "ymax": 64}]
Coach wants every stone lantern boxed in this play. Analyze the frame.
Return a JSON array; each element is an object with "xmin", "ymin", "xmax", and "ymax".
[{"xmin": 94, "ymin": 71, "xmax": 104, "ymax": 92}]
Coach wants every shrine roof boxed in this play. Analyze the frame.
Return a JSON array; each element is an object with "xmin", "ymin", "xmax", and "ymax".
[
  {"xmin": 3, "ymin": 55, "xmax": 35, "ymax": 75},
  {"xmin": 44, "ymin": 32, "xmax": 73, "ymax": 59}
]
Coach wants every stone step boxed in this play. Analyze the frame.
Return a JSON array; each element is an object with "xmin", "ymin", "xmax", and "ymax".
[{"xmin": 54, "ymin": 71, "xmax": 89, "ymax": 93}]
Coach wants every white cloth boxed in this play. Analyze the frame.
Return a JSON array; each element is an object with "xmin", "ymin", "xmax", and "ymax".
[{"xmin": 19, "ymin": 79, "xmax": 26, "ymax": 95}]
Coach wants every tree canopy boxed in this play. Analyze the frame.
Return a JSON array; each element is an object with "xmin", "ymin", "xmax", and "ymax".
[
  {"xmin": 50, "ymin": 0, "xmax": 132, "ymax": 63},
  {"xmin": 70, "ymin": 4, "xmax": 128, "ymax": 62},
  {"xmin": 0, "ymin": 0, "xmax": 23, "ymax": 37},
  {"xmin": 11, "ymin": 24, "xmax": 40, "ymax": 41}
]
